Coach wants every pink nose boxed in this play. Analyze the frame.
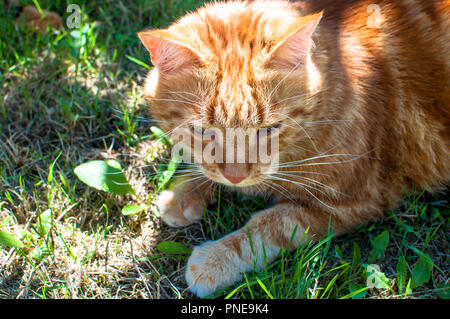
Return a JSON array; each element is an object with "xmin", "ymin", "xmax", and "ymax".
[
  {"xmin": 221, "ymin": 164, "xmax": 248, "ymax": 184},
  {"xmin": 223, "ymin": 173, "xmax": 246, "ymax": 184}
]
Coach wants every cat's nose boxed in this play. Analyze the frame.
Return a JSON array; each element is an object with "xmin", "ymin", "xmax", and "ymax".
[
  {"xmin": 223, "ymin": 173, "xmax": 247, "ymax": 184},
  {"xmin": 221, "ymin": 163, "xmax": 248, "ymax": 184}
]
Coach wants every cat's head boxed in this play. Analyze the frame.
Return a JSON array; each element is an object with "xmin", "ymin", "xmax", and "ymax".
[{"xmin": 139, "ymin": 1, "xmax": 324, "ymax": 187}]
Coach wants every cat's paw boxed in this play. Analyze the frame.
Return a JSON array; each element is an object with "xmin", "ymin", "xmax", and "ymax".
[
  {"xmin": 185, "ymin": 240, "xmax": 244, "ymax": 297},
  {"xmin": 154, "ymin": 189, "xmax": 204, "ymax": 228}
]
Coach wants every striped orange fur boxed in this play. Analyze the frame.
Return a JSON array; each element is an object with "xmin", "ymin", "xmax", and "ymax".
[{"xmin": 139, "ymin": 0, "xmax": 450, "ymax": 296}]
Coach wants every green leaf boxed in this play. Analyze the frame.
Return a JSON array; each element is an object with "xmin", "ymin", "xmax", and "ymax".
[
  {"xmin": 74, "ymin": 160, "xmax": 135, "ymax": 195},
  {"xmin": 335, "ymin": 245, "xmax": 343, "ymax": 259},
  {"xmin": 36, "ymin": 209, "xmax": 53, "ymax": 237},
  {"xmin": 157, "ymin": 155, "xmax": 181, "ymax": 190},
  {"xmin": 407, "ymin": 245, "xmax": 443, "ymax": 274},
  {"xmin": 369, "ymin": 230, "xmax": 389, "ymax": 263},
  {"xmin": 366, "ymin": 264, "xmax": 391, "ymax": 289},
  {"xmin": 436, "ymin": 284, "xmax": 450, "ymax": 299},
  {"xmin": 126, "ymin": 55, "xmax": 152, "ymax": 70},
  {"xmin": 351, "ymin": 242, "xmax": 361, "ymax": 274},
  {"xmin": 256, "ymin": 278, "xmax": 274, "ymax": 299},
  {"xmin": 156, "ymin": 241, "xmax": 191, "ymax": 255},
  {"xmin": 121, "ymin": 203, "xmax": 147, "ymax": 216},
  {"xmin": 48, "ymin": 153, "xmax": 61, "ymax": 184},
  {"xmin": 151, "ymin": 126, "xmax": 172, "ymax": 147},
  {"xmin": 0, "ymin": 230, "xmax": 25, "ymax": 248},
  {"xmin": 33, "ymin": 244, "xmax": 51, "ymax": 262},
  {"xmin": 411, "ymin": 256, "xmax": 432, "ymax": 289},
  {"xmin": 347, "ymin": 283, "xmax": 367, "ymax": 299},
  {"xmin": 1, "ymin": 216, "xmax": 13, "ymax": 228},
  {"xmin": 396, "ymin": 255, "xmax": 407, "ymax": 294}
]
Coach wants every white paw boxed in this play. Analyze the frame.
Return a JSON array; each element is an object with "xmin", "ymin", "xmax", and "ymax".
[
  {"xmin": 154, "ymin": 190, "xmax": 204, "ymax": 227},
  {"xmin": 185, "ymin": 240, "xmax": 244, "ymax": 297}
]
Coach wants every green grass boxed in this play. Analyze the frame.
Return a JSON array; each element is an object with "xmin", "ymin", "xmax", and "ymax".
[{"xmin": 0, "ymin": 0, "xmax": 448, "ymax": 299}]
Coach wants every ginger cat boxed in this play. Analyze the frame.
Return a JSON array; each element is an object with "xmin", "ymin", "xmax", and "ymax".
[{"xmin": 138, "ymin": 0, "xmax": 450, "ymax": 297}]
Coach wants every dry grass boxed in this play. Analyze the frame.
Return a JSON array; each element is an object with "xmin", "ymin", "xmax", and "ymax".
[{"xmin": 0, "ymin": 0, "xmax": 448, "ymax": 299}]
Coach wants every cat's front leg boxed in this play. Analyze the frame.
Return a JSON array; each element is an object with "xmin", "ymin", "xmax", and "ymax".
[
  {"xmin": 154, "ymin": 176, "xmax": 215, "ymax": 227},
  {"xmin": 185, "ymin": 202, "xmax": 339, "ymax": 297}
]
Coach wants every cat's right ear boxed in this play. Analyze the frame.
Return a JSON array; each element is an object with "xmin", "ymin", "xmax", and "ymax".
[{"xmin": 138, "ymin": 30, "xmax": 202, "ymax": 73}]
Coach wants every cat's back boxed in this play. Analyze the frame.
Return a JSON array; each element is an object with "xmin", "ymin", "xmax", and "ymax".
[
  {"xmin": 300, "ymin": 0, "xmax": 450, "ymax": 187},
  {"xmin": 299, "ymin": 0, "xmax": 450, "ymax": 74}
]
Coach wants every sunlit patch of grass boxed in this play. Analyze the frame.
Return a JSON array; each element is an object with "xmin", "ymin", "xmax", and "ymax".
[{"xmin": 196, "ymin": 189, "xmax": 448, "ymax": 299}]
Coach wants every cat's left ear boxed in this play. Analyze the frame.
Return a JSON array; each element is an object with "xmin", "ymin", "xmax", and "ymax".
[
  {"xmin": 138, "ymin": 29, "xmax": 202, "ymax": 73},
  {"xmin": 266, "ymin": 11, "xmax": 323, "ymax": 70}
]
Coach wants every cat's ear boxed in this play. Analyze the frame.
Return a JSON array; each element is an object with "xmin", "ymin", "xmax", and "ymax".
[
  {"xmin": 266, "ymin": 11, "xmax": 323, "ymax": 70},
  {"xmin": 138, "ymin": 30, "xmax": 202, "ymax": 73}
]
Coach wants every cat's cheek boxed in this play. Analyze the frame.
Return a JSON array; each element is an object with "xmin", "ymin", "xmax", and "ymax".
[{"xmin": 186, "ymin": 240, "xmax": 243, "ymax": 297}]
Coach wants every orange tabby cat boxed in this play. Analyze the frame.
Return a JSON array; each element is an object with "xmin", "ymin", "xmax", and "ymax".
[{"xmin": 138, "ymin": 0, "xmax": 450, "ymax": 297}]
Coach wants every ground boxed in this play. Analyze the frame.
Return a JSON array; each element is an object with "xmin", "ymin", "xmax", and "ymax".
[{"xmin": 0, "ymin": 0, "xmax": 448, "ymax": 299}]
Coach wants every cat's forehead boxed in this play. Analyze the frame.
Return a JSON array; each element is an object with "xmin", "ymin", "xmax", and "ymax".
[
  {"xmin": 208, "ymin": 92, "xmax": 265, "ymax": 128},
  {"xmin": 173, "ymin": 1, "xmax": 303, "ymax": 59}
]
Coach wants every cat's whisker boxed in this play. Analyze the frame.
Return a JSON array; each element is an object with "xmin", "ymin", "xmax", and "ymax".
[
  {"xmin": 265, "ymin": 54, "xmax": 310, "ymax": 104},
  {"xmin": 188, "ymin": 178, "xmax": 213, "ymax": 194},
  {"xmin": 268, "ymin": 175, "xmax": 330, "ymax": 198},
  {"xmin": 171, "ymin": 175, "xmax": 208, "ymax": 188},
  {"xmin": 272, "ymin": 169, "xmax": 331, "ymax": 177},
  {"xmin": 272, "ymin": 172, "xmax": 346, "ymax": 197},
  {"xmin": 260, "ymin": 179, "xmax": 295, "ymax": 203},
  {"xmin": 278, "ymin": 151, "xmax": 375, "ymax": 168},
  {"xmin": 304, "ymin": 119, "xmax": 360, "ymax": 125},
  {"xmin": 145, "ymin": 165, "xmax": 202, "ymax": 174},
  {"xmin": 267, "ymin": 92, "xmax": 310, "ymax": 108},
  {"xmin": 146, "ymin": 167, "xmax": 203, "ymax": 174},
  {"xmin": 271, "ymin": 112, "xmax": 319, "ymax": 153},
  {"xmin": 110, "ymin": 111, "xmax": 155, "ymax": 124},
  {"xmin": 149, "ymin": 98, "xmax": 202, "ymax": 109},
  {"xmin": 267, "ymin": 175, "xmax": 335, "ymax": 210},
  {"xmin": 162, "ymin": 118, "xmax": 195, "ymax": 138},
  {"xmin": 278, "ymin": 153, "xmax": 362, "ymax": 167},
  {"xmin": 160, "ymin": 90, "xmax": 203, "ymax": 104}
]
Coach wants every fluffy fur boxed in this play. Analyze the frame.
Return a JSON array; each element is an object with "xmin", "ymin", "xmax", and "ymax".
[{"xmin": 139, "ymin": 0, "xmax": 450, "ymax": 297}]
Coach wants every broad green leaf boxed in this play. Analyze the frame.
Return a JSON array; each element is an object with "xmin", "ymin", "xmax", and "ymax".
[
  {"xmin": 411, "ymin": 256, "xmax": 432, "ymax": 288},
  {"xmin": 366, "ymin": 264, "xmax": 391, "ymax": 289},
  {"xmin": 408, "ymin": 245, "xmax": 443, "ymax": 274},
  {"xmin": 396, "ymin": 255, "xmax": 407, "ymax": 294},
  {"xmin": 0, "ymin": 230, "xmax": 25, "ymax": 249},
  {"xmin": 157, "ymin": 155, "xmax": 181, "ymax": 190},
  {"xmin": 436, "ymin": 284, "xmax": 450, "ymax": 299},
  {"xmin": 157, "ymin": 241, "xmax": 191, "ymax": 255},
  {"xmin": 36, "ymin": 209, "xmax": 53, "ymax": 237},
  {"xmin": 74, "ymin": 160, "xmax": 134, "ymax": 195},
  {"xmin": 121, "ymin": 203, "xmax": 147, "ymax": 216},
  {"xmin": 369, "ymin": 230, "xmax": 389, "ymax": 263}
]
